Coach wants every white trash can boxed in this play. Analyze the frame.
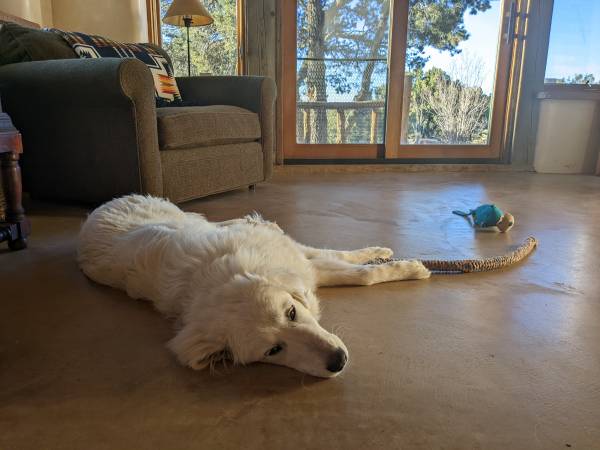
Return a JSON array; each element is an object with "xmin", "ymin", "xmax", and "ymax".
[{"xmin": 533, "ymin": 95, "xmax": 600, "ymax": 174}]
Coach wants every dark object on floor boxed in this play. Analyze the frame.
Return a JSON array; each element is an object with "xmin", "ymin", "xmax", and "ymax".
[
  {"xmin": 0, "ymin": 98, "xmax": 29, "ymax": 250},
  {"xmin": 366, "ymin": 237, "xmax": 538, "ymax": 274}
]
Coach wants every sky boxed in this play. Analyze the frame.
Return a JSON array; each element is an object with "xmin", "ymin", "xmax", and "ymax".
[
  {"xmin": 544, "ymin": 0, "xmax": 600, "ymax": 82},
  {"xmin": 417, "ymin": 0, "xmax": 600, "ymax": 88}
]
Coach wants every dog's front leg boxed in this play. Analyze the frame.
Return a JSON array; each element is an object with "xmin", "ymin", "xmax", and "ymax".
[
  {"xmin": 312, "ymin": 257, "xmax": 430, "ymax": 287},
  {"xmin": 299, "ymin": 244, "xmax": 394, "ymax": 264}
]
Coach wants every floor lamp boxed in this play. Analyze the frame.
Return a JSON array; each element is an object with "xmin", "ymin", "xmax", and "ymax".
[{"xmin": 163, "ymin": 0, "xmax": 214, "ymax": 76}]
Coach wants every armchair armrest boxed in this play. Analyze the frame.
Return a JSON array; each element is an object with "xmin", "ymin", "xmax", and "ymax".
[
  {"xmin": 176, "ymin": 76, "xmax": 277, "ymax": 179},
  {"xmin": 0, "ymin": 58, "xmax": 163, "ymax": 202}
]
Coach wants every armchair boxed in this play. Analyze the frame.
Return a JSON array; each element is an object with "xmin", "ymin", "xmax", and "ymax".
[{"xmin": 0, "ymin": 27, "xmax": 276, "ymax": 204}]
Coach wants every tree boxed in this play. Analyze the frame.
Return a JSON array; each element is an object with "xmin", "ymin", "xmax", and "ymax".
[
  {"xmin": 160, "ymin": 0, "xmax": 237, "ymax": 76},
  {"xmin": 407, "ymin": 67, "xmax": 450, "ymax": 142},
  {"xmin": 406, "ymin": 0, "xmax": 491, "ymax": 70},
  {"xmin": 296, "ymin": 0, "xmax": 492, "ymax": 143},
  {"xmin": 565, "ymin": 73, "xmax": 596, "ymax": 85},
  {"xmin": 421, "ymin": 55, "xmax": 490, "ymax": 144}
]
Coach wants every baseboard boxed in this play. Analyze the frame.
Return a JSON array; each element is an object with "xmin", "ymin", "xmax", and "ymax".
[{"xmin": 273, "ymin": 163, "xmax": 534, "ymax": 175}]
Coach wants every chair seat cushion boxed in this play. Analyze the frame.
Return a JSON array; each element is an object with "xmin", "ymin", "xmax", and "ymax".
[{"xmin": 157, "ymin": 105, "xmax": 261, "ymax": 150}]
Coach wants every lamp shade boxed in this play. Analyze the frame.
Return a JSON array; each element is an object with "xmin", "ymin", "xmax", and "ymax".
[{"xmin": 163, "ymin": 0, "xmax": 214, "ymax": 27}]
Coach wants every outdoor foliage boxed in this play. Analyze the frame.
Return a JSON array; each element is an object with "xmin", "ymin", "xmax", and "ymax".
[
  {"xmin": 160, "ymin": 0, "xmax": 237, "ymax": 76},
  {"xmin": 407, "ymin": 56, "xmax": 491, "ymax": 144},
  {"xmin": 296, "ymin": 0, "xmax": 493, "ymax": 144},
  {"xmin": 547, "ymin": 73, "xmax": 597, "ymax": 85}
]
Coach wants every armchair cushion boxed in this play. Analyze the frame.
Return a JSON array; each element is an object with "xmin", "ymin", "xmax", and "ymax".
[
  {"xmin": 0, "ymin": 22, "xmax": 76, "ymax": 66},
  {"xmin": 157, "ymin": 105, "xmax": 261, "ymax": 150}
]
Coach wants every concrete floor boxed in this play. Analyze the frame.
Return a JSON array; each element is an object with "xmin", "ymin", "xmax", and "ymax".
[{"xmin": 1, "ymin": 172, "xmax": 600, "ymax": 450}]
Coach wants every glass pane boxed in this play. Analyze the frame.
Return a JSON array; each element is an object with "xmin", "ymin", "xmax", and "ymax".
[
  {"xmin": 296, "ymin": 0, "xmax": 391, "ymax": 144},
  {"xmin": 401, "ymin": 0, "xmax": 503, "ymax": 145},
  {"xmin": 545, "ymin": 0, "xmax": 600, "ymax": 85},
  {"xmin": 160, "ymin": 0, "xmax": 238, "ymax": 76}
]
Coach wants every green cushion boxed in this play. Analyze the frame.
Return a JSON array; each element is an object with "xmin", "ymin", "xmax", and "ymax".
[{"xmin": 0, "ymin": 22, "xmax": 76, "ymax": 66}]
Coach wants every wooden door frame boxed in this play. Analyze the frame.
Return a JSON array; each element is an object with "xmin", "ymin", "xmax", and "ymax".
[
  {"xmin": 145, "ymin": 0, "xmax": 246, "ymax": 75},
  {"xmin": 281, "ymin": 0, "xmax": 380, "ymax": 159},
  {"xmin": 280, "ymin": 0, "xmax": 518, "ymax": 161}
]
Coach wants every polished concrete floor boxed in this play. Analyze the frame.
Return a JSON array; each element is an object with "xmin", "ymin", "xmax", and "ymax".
[{"xmin": 1, "ymin": 172, "xmax": 600, "ymax": 450}]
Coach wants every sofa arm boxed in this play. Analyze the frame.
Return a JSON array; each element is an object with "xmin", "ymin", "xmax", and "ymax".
[
  {"xmin": 176, "ymin": 76, "xmax": 277, "ymax": 179},
  {"xmin": 0, "ymin": 58, "xmax": 163, "ymax": 202}
]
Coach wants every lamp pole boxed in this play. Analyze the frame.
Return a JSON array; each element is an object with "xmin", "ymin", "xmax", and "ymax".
[{"xmin": 183, "ymin": 16, "xmax": 192, "ymax": 76}]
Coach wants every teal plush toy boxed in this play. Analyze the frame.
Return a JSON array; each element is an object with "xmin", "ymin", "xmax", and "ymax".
[{"xmin": 453, "ymin": 204, "xmax": 515, "ymax": 232}]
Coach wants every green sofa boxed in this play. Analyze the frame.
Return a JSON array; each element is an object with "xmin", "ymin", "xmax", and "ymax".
[{"xmin": 0, "ymin": 20, "xmax": 276, "ymax": 204}]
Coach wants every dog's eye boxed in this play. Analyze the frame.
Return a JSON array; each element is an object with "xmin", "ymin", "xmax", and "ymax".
[
  {"xmin": 288, "ymin": 305, "xmax": 296, "ymax": 321},
  {"xmin": 265, "ymin": 345, "xmax": 283, "ymax": 357}
]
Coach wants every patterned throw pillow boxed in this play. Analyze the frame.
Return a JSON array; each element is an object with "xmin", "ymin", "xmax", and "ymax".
[{"xmin": 50, "ymin": 29, "xmax": 182, "ymax": 107}]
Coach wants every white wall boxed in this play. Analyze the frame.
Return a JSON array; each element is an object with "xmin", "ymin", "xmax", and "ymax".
[
  {"xmin": 0, "ymin": 0, "xmax": 53, "ymax": 26},
  {"xmin": 1, "ymin": 0, "xmax": 148, "ymax": 42},
  {"xmin": 51, "ymin": 0, "xmax": 148, "ymax": 42}
]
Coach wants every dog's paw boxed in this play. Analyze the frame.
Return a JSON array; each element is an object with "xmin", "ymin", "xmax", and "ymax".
[
  {"xmin": 387, "ymin": 259, "xmax": 431, "ymax": 280},
  {"xmin": 406, "ymin": 260, "xmax": 431, "ymax": 279}
]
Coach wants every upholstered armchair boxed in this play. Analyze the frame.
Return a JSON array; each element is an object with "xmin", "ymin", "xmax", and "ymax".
[{"xmin": 0, "ymin": 18, "xmax": 276, "ymax": 204}]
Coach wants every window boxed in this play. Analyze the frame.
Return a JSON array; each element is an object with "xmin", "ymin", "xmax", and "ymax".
[
  {"xmin": 158, "ymin": 0, "xmax": 241, "ymax": 76},
  {"xmin": 281, "ymin": 0, "xmax": 514, "ymax": 160},
  {"xmin": 545, "ymin": 0, "xmax": 600, "ymax": 86},
  {"xmin": 295, "ymin": 0, "xmax": 391, "ymax": 145}
]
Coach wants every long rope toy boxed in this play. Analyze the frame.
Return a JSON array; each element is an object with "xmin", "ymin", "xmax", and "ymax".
[{"xmin": 366, "ymin": 236, "xmax": 538, "ymax": 274}]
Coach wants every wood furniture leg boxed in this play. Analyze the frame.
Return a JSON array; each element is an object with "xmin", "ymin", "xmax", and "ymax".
[
  {"xmin": 0, "ymin": 151, "xmax": 29, "ymax": 250},
  {"xmin": 0, "ymin": 98, "xmax": 29, "ymax": 251}
]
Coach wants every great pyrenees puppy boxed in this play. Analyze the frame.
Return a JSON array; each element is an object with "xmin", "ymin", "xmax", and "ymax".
[{"xmin": 78, "ymin": 195, "xmax": 430, "ymax": 378}]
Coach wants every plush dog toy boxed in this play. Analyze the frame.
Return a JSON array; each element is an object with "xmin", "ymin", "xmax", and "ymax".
[{"xmin": 452, "ymin": 204, "xmax": 514, "ymax": 232}]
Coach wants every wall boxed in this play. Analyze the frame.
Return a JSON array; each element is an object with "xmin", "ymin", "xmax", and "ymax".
[
  {"xmin": 51, "ymin": 0, "xmax": 147, "ymax": 42},
  {"xmin": 0, "ymin": 0, "xmax": 53, "ymax": 25}
]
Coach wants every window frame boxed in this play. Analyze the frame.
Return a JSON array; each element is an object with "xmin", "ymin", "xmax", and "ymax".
[
  {"xmin": 542, "ymin": 0, "xmax": 600, "ymax": 93},
  {"xmin": 280, "ymin": 0, "xmax": 518, "ymax": 161}
]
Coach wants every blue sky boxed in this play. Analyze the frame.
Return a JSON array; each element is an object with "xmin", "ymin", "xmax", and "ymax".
[
  {"xmin": 545, "ymin": 0, "xmax": 600, "ymax": 82},
  {"xmin": 424, "ymin": 0, "xmax": 600, "ymax": 87}
]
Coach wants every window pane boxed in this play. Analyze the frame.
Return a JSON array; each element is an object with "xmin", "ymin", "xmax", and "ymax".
[
  {"xmin": 296, "ymin": 0, "xmax": 391, "ymax": 144},
  {"xmin": 400, "ymin": 1, "xmax": 503, "ymax": 145},
  {"xmin": 160, "ymin": 0, "xmax": 238, "ymax": 76},
  {"xmin": 545, "ymin": 0, "xmax": 600, "ymax": 85}
]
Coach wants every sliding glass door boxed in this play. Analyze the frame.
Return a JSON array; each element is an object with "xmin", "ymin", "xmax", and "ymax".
[{"xmin": 282, "ymin": 0, "xmax": 517, "ymax": 161}]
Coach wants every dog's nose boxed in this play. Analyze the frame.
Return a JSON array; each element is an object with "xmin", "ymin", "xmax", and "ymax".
[{"xmin": 326, "ymin": 348, "xmax": 348, "ymax": 373}]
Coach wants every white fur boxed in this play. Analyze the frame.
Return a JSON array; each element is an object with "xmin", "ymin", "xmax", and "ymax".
[{"xmin": 78, "ymin": 195, "xmax": 430, "ymax": 377}]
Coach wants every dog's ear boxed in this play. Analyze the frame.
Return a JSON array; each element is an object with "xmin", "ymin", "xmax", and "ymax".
[{"xmin": 167, "ymin": 324, "xmax": 230, "ymax": 371}]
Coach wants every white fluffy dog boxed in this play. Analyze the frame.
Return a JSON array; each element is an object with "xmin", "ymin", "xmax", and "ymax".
[{"xmin": 78, "ymin": 195, "xmax": 430, "ymax": 378}]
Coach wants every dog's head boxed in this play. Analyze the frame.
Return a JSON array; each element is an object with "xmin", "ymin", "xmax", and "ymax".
[{"xmin": 168, "ymin": 273, "xmax": 348, "ymax": 378}]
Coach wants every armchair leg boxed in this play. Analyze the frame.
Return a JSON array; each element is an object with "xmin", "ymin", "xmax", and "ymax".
[{"xmin": 249, "ymin": 184, "xmax": 256, "ymax": 191}]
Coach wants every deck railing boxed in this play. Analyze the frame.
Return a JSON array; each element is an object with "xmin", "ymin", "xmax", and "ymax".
[{"xmin": 296, "ymin": 100, "xmax": 386, "ymax": 144}]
